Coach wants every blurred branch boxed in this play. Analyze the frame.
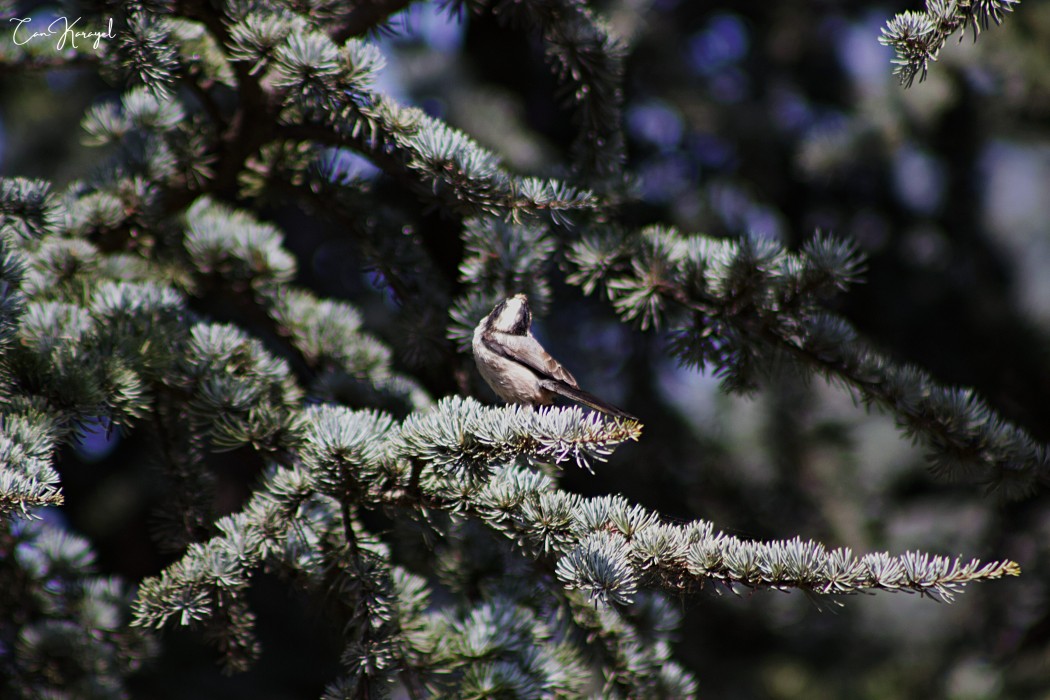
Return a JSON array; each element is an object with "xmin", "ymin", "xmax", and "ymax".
[{"xmin": 331, "ymin": 0, "xmax": 418, "ymax": 43}]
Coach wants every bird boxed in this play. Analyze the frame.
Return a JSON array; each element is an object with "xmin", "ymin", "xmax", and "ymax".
[{"xmin": 472, "ymin": 294, "xmax": 637, "ymax": 421}]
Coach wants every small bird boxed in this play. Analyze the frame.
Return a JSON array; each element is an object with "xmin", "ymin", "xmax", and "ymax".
[{"xmin": 472, "ymin": 294, "xmax": 637, "ymax": 421}]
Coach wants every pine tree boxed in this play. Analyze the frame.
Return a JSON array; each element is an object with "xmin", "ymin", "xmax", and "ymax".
[{"xmin": 0, "ymin": 0, "xmax": 1043, "ymax": 697}]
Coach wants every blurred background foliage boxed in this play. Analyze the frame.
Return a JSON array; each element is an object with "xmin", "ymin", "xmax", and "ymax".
[{"xmin": 2, "ymin": 0, "xmax": 1049, "ymax": 698}]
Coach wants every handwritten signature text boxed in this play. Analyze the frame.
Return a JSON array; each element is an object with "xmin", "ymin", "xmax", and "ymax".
[{"xmin": 9, "ymin": 16, "xmax": 116, "ymax": 51}]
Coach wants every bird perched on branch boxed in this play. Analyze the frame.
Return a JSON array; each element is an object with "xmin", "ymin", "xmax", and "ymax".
[{"xmin": 472, "ymin": 294, "xmax": 637, "ymax": 421}]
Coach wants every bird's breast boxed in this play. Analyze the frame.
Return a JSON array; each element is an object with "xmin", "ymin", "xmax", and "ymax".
[{"xmin": 473, "ymin": 332, "xmax": 553, "ymax": 405}]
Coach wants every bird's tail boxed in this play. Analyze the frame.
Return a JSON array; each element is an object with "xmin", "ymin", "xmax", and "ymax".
[{"xmin": 540, "ymin": 379, "xmax": 639, "ymax": 422}]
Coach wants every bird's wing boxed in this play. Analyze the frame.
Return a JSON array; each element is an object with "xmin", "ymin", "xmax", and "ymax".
[
  {"xmin": 538, "ymin": 379, "xmax": 638, "ymax": 421},
  {"xmin": 482, "ymin": 331, "xmax": 638, "ymax": 421},
  {"xmin": 483, "ymin": 332, "xmax": 579, "ymax": 388}
]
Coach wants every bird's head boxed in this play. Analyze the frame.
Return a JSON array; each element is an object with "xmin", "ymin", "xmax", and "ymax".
[{"xmin": 487, "ymin": 294, "xmax": 532, "ymax": 335}]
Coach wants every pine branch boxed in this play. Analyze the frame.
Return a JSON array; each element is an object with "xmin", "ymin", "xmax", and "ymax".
[
  {"xmin": 419, "ymin": 464, "xmax": 1020, "ymax": 606},
  {"xmin": 112, "ymin": 7, "xmax": 181, "ymax": 99},
  {"xmin": 258, "ymin": 29, "xmax": 598, "ymax": 223},
  {"xmin": 447, "ymin": 217, "xmax": 558, "ymax": 352},
  {"xmin": 131, "ymin": 447, "xmax": 429, "ymax": 689},
  {"xmin": 298, "ymin": 396, "xmax": 1017, "ymax": 611},
  {"xmin": 0, "ymin": 517, "xmax": 156, "ymax": 697},
  {"xmin": 1, "ymin": 178, "xmax": 59, "ymax": 240},
  {"xmin": 567, "ymin": 225, "xmax": 1050, "ymax": 499},
  {"xmin": 0, "ymin": 413, "xmax": 63, "ymax": 516},
  {"xmin": 134, "ymin": 395, "xmax": 1016, "ymax": 679},
  {"xmin": 130, "ymin": 398, "xmax": 640, "ymax": 623},
  {"xmin": 880, "ymin": 0, "xmax": 1021, "ymax": 87},
  {"xmin": 0, "ymin": 175, "xmax": 426, "ymax": 511},
  {"xmin": 563, "ymin": 589, "xmax": 698, "ymax": 697},
  {"xmin": 180, "ymin": 198, "xmax": 431, "ymax": 413}
]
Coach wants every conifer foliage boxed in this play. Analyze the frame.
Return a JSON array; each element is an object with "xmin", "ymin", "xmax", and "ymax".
[{"xmin": 0, "ymin": 0, "xmax": 1040, "ymax": 698}]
